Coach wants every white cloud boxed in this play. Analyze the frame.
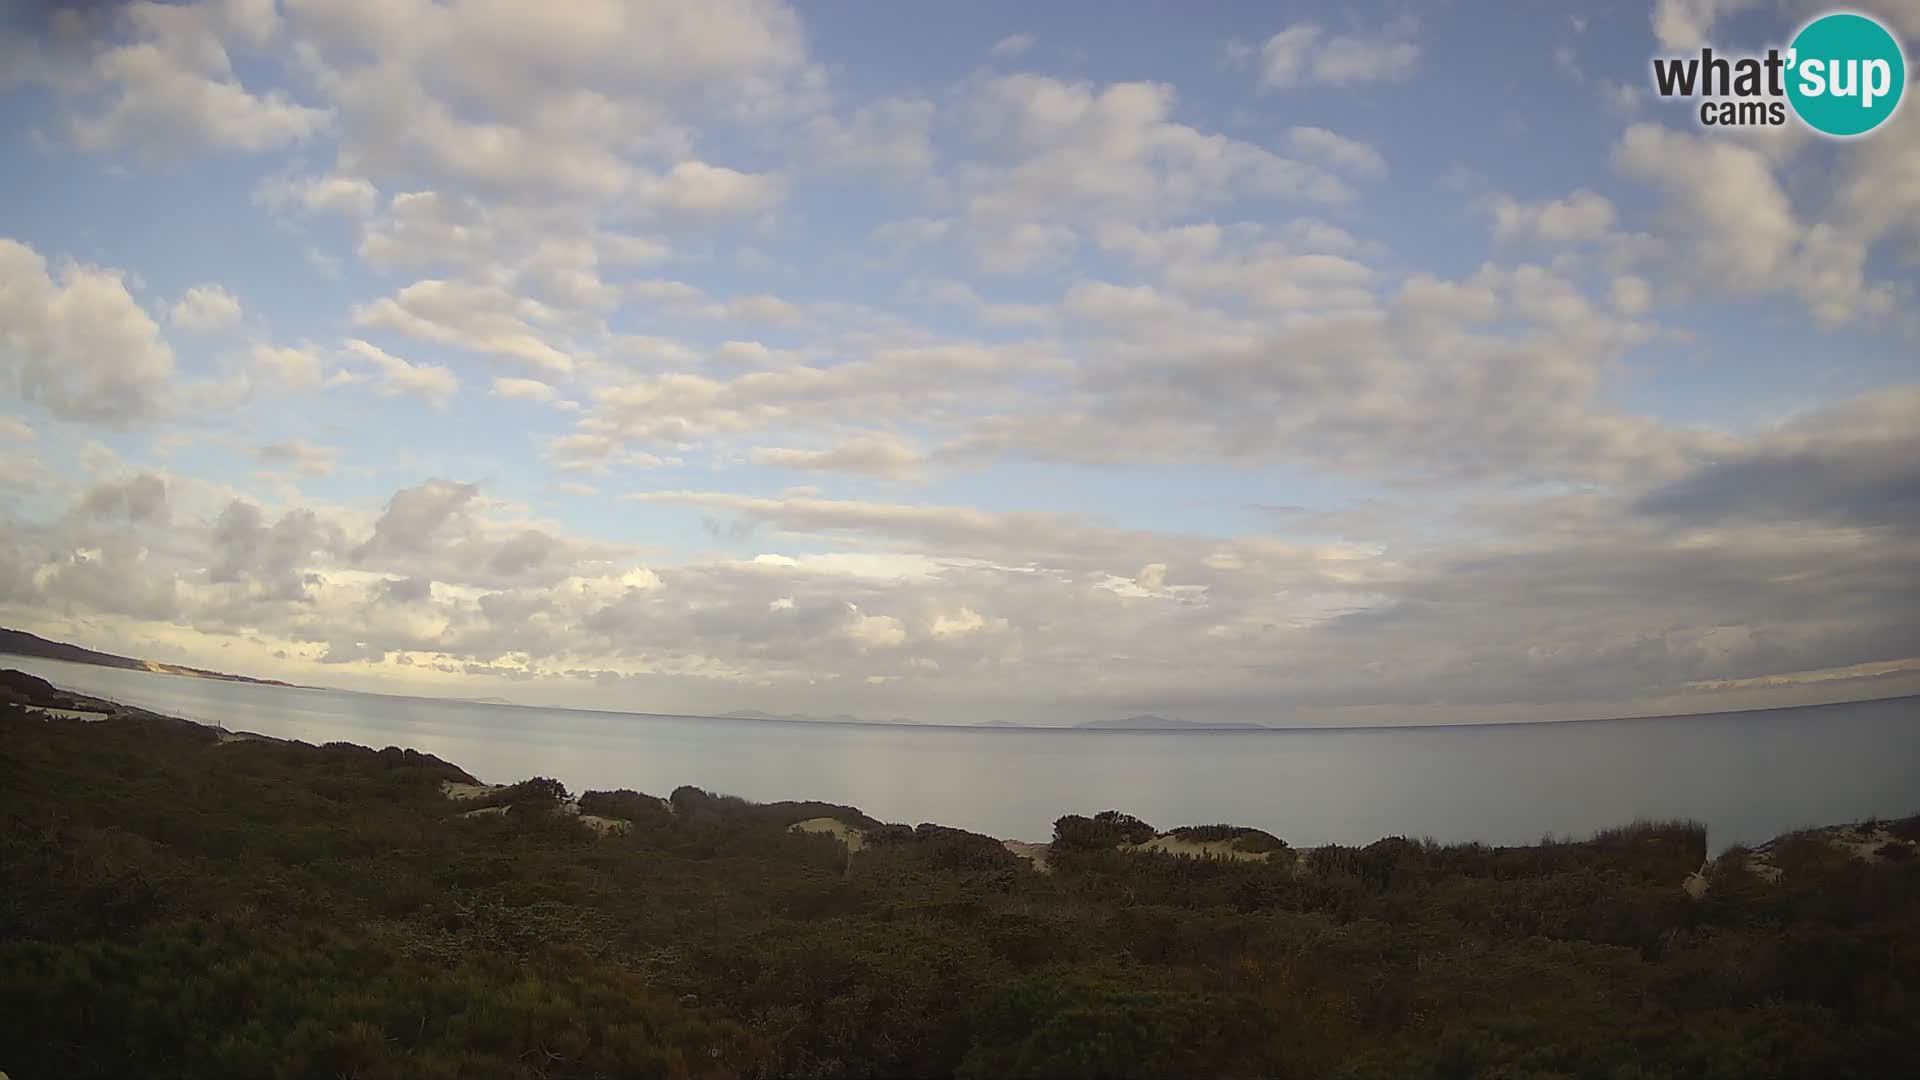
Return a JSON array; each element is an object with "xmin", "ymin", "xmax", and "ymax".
[
  {"xmin": 1610, "ymin": 275, "xmax": 1655, "ymax": 316},
  {"xmin": 1285, "ymin": 126, "xmax": 1387, "ymax": 178},
  {"xmin": 930, "ymin": 606, "xmax": 1006, "ymax": 639},
  {"xmin": 750, "ymin": 433, "xmax": 926, "ymax": 478},
  {"xmin": 1257, "ymin": 22, "xmax": 1421, "ymax": 88},
  {"xmin": 489, "ymin": 377, "xmax": 570, "ymax": 407},
  {"xmin": 342, "ymin": 338, "xmax": 460, "ymax": 409},
  {"xmin": 1489, "ymin": 189, "xmax": 1617, "ymax": 246},
  {"xmin": 961, "ymin": 74, "xmax": 1352, "ymax": 234},
  {"xmin": 845, "ymin": 610, "xmax": 908, "ymax": 649},
  {"xmin": 990, "ymin": 33, "xmax": 1036, "ymax": 58},
  {"xmin": 633, "ymin": 161, "xmax": 787, "ymax": 218},
  {"xmin": 255, "ymin": 171, "xmax": 378, "ymax": 217},
  {"xmin": 59, "ymin": 0, "xmax": 329, "ymax": 158},
  {"xmin": 0, "ymin": 237, "xmax": 175, "ymax": 427},
  {"xmin": 286, "ymin": 0, "xmax": 824, "ymax": 199},
  {"xmin": 807, "ymin": 97, "xmax": 934, "ymax": 174},
  {"xmin": 168, "ymin": 284, "xmax": 244, "ymax": 332},
  {"xmin": 249, "ymin": 343, "xmax": 328, "ymax": 390},
  {"xmin": 354, "ymin": 280, "xmax": 577, "ymax": 373},
  {"xmin": 1613, "ymin": 123, "xmax": 1893, "ymax": 324}
]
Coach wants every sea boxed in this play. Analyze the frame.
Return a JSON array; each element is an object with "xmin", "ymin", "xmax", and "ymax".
[{"xmin": 8, "ymin": 654, "xmax": 1918, "ymax": 852}]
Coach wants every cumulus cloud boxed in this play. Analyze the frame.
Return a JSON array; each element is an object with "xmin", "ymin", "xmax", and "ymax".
[
  {"xmin": 1284, "ymin": 127, "xmax": 1387, "ymax": 178},
  {"xmin": 1255, "ymin": 22, "xmax": 1421, "ymax": 88},
  {"xmin": 0, "ymin": 238, "xmax": 175, "ymax": 427},
  {"xmin": 353, "ymin": 280, "xmax": 576, "ymax": 373},
  {"xmin": 341, "ymin": 339, "xmax": 460, "ymax": 408},
  {"xmin": 59, "ymin": 0, "xmax": 331, "ymax": 159},
  {"xmin": 1613, "ymin": 124, "xmax": 1893, "ymax": 324},
  {"xmin": 168, "ymin": 284, "xmax": 244, "ymax": 332},
  {"xmin": 959, "ymin": 74, "xmax": 1353, "ymax": 235},
  {"xmin": 633, "ymin": 161, "xmax": 787, "ymax": 218},
  {"xmin": 1489, "ymin": 189, "xmax": 1617, "ymax": 246},
  {"xmin": 254, "ymin": 171, "xmax": 378, "ymax": 217},
  {"xmin": 807, "ymin": 97, "xmax": 935, "ymax": 174}
]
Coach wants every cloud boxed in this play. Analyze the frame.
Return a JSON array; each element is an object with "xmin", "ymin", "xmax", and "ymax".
[
  {"xmin": 353, "ymin": 280, "xmax": 576, "ymax": 373},
  {"xmin": 749, "ymin": 433, "xmax": 926, "ymax": 478},
  {"xmin": 75, "ymin": 472, "xmax": 169, "ymax": 524},
  {"xmin": 1257, "ymin": 22, "xmax": 1421, "ymax": 88},
  {"xmin": 1284, "ymin": 126, "xmax": 1387, "ymax": 178},
  {"xmin": 249, "ymin": 343, "xmax": 329, "ymax": 390},
  {"xmin": 845, "ymin": 610, "xmax": 908, "ymax": 649},
  {"xmin": 1613, "ymin": 123, "xmax": 1893, "ymax": 324},
  {"xmin": 990, "ymin": 33, "xmax": 1036, "ymax": 58},
  {"xmin": 0, "ymin": 237, "xmax": 175, "ymax": 427},
  {"xmin": 355, "ymin": 478, "xmax": 479, "ymax": 559},
  {"xmin": 489, "ymin": 377, "xmax": 571, "ymax": 408},
  {"xmin": 252, "ymin": 439, "xmax": 338, "ymax": 477},
  {"xmin": 633, "ymin": 161, "xmax": 787, "ymax": 218},
  {"xmin": 341, "ymin": 339, "xmax": 460, "ymax": 409},
  {"xmin": 1489, "ymin": 189, "xmax": 1617, "ymax": 246},
  {"xmin": 807, "ymin": 97, "xmax": 935, "ymax": 173},
  {"xmin": 168, "ymin": 284, "xmax": 244, "ymax": 332},
  {"xmin": 286, "ymin": 0, "xmax": 823, "ymax": 199},
  {"xmin": 254, "ymin": 171, "xmax": 378, "ymax": 218},
  {"xmin": 960, "ymin": 74, "xmax": 1352, "ymax": 234},
  {"xmin": 1651, "ymin": 0, "xmax": 1765, "ymax": 50}
]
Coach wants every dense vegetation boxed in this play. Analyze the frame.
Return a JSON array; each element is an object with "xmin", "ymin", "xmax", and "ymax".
[{"xmin": 3, "ymin": 703, "xmax": 1918, "ymax": 1079}]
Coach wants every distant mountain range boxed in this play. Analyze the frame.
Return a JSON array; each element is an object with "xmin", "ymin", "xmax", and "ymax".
[
  {"xmin": 1075, "ymin": 714, "xmax": 1269, "ymax": 730},
  {"xmin": 723, "ymin": 709, "xmax": 871, "ymax": 725},
  {"xmin": 0, "ymin": 628, "xmax": 297, "ymax": 687}
]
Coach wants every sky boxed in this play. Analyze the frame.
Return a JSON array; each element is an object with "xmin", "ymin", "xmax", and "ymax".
[{"xmin": 0, "ymin": 0, "xmax": 1916, "ymax": 726}]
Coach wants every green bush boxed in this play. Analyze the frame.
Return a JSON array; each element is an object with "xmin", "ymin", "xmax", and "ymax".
[{"xmin": 1053, "ymin": 810, "xmax": 1155, "ymax": 850}]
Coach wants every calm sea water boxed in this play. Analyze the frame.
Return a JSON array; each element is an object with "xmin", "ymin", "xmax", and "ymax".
[{"xmin": 9, "ymin": 654, "xmax": 1918, "ymax": 851}]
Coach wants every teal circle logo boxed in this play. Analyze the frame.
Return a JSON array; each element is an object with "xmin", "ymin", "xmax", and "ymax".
[{"xmin": 1786, "ymin": 13, "xmax": 1905, "ymax": 137}]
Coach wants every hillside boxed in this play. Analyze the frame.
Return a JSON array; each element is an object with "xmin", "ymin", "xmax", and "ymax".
[
  {"xmin": 4, "ymin": 677, "xmax": 1918, "ymax": 1079},
  {"xmin": 0, "ymin": 627, "xmax": 295, "ymax": 687}
]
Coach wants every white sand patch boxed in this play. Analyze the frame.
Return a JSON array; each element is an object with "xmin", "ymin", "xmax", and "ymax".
[
  {"xmin": 578, "ymin": 814, "xmax": 630, "ymax": 836},
  {"xmin": 214, "ymin": 729, "xmax": 277, "ymax": 744},
  {"xmin": 461, "ymin": 805, "xmax": 509, "ymax": 818},
  {"xmin": 1828, "ymin": 822, "xmax": 1915, "ymax": 863},
  {"xmin": 25, "ymin": 707, "xmax": 110, "ymax": 722},
  {"xmin": 790, "ymin": 817, "xmax": 866, "ymax": 852},
  {"xmin": 1683, "ymin": 861, "xmax": 1711, "ymax": 899},
  {"xmin": 1003, "ymin": 840, "xmax": 1053, "ymax": 873},
  {"xmin": 1132, "ymin": 835, "xmax": 1276, "ymax": 862},
  {"xmin": 440, "ymin": 780, "xmax": 508, "ymax": 801}
]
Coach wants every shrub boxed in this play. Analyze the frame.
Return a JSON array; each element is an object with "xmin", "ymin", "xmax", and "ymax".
[
  {"xmin": 576, "ymin": 789, "xmax": 673, "ymax": 828},
  {"xmin": 1053, "ymin": 810, "xmax": 1155, "ymax": 850}
]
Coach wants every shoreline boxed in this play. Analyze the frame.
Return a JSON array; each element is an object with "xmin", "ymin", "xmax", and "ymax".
[
  {"xmin": 8, "ymin": 665, "xmax": 1916, "ymax": 893},
  {"xmin": 6, "ymin": 649, "xmax": 1916, "ymax": 735}
]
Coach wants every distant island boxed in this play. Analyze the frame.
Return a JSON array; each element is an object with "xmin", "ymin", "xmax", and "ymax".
[
  {"xmin": 722, "ymin": 709, "xmax": 870, "ymax": 725},
  {"xmin": 0, "ymin": 627, "xmax": 298, "ymax": 687},
  {"xmin": 1077, "ymin": 714, "xmax": 1270, "ymax": 730}
]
